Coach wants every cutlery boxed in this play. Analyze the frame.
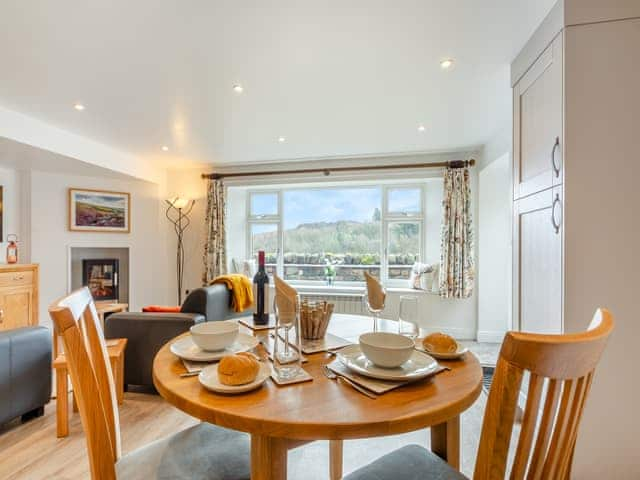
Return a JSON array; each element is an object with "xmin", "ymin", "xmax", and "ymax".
[
  {"xmin": 326, "ymin": 346, "xmax": 349, "ymax": 357},
  {"xmin": 180, "ymin": 371, "xmax": 200, "ymax": 378},
  {"xmin": 322, "ymin": 365, "xmax": 378, "ymax": 399}
]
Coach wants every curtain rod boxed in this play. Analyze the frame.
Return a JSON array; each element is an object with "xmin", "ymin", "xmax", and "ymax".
[{"xmin": 201, "ymin": 158, "xmax": 475, "ymax": 180}]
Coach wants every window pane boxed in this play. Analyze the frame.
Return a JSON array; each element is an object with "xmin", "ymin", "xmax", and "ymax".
[
  {"xmin": 388, "ymin": 222, "xmax": 420, "ymax": 280},
  {"xmin": 250, "ymin": 223, "xmax": 278, "ymax": 275},
  {"xmin": 283, "ymin": 188, "xmax": 381, "ymax": 282},
  {"xmin": 388, "ymin": 188, "xmax": 421, "ymax": 214},
  {"xmin": 250, "ymin": 193, "xmax": 278, "ymax": 217}
]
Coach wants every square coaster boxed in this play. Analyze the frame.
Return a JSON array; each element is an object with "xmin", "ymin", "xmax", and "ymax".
[
  {"xmin": 270, "ymin": 367, "xmax": 313, "ymax": 386},
  {"xmin": 239, "ymin": 315, "xmax": 277, "ymax": 331}
]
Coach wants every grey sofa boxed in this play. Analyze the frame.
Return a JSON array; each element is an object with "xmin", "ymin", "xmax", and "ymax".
[
  {"xmin": 105, "ymin": 284, "xmax": 245, "ymax": 388},
  {"xmin": 0, "ymin": 326, "xmax": 52, "ymax": 425}
]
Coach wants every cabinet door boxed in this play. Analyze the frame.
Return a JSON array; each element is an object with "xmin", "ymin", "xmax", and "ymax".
[
  {"xmin": 513, "ymin": 187, "xmax": 563, "ymax": 333},
  {"xmin": 513, "ymin": 34, "xmax": 563, "ymax": 199},
  {"xmin": 0, "ymin": 288, "xmax": 34, "ymax": 331}
]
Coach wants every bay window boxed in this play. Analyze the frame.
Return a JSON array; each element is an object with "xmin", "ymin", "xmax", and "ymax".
[{"xmin": 246, "ymin": 183, "xmax": 426, "ymax": 286}]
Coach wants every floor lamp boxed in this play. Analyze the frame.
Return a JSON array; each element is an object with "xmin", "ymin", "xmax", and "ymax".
[{"xmin": 165, "ymin": 197, "xmax": 195, "ymax": 305}]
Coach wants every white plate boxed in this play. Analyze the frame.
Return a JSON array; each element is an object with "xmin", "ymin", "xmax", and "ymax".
[
  {"xmin": 199, "ymin": 362, "xmax": 271, "ymax": 394},
  {"xmin": 415, "ymin": 341, "xmax": 468, "ymax": 360},
  {"xmin": 337, "ymin": 344, "xmax": 438, "ymax": 381},
  {"xmin": 170, "ymin": 333, "xmax": 259, "ymax": 362}
]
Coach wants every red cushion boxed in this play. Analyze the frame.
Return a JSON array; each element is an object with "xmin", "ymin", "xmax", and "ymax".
[{"xmin": 142, "ymin": 305, "xmax": 181, "ymax": 313}]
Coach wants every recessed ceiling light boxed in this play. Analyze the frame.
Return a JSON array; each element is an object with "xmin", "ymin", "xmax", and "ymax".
[
  {"xmin": 74, "ymin": 103, "xmax": 85, "ymax": 111},
  {"xmin": 161, "ymin": 145, "xmax": 169, "ymax": 151},
  {"xmin": 233, "ymin": 84, "xmax": 244, "ymax": 94},
  {"xmin": 440, "ymin": 58, "xmax": 455, "ymax": 70},
  {"xmin": 278, "ymin": 136, "xmax": 286, "ymax": 143},
  {"xmin": 418, "ymin": 125, "xmax": 426, "ymax": 132}
]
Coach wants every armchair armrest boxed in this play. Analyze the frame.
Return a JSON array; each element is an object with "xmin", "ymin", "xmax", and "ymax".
[{"xmin": 104, "ymin": 312, "xmax": 205, "ymax": 388}]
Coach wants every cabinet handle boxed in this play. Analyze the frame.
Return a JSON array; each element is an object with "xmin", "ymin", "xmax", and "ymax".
[
  {"xmin": 13, "ymin": 275, "xmax": 24, "ymax": 281},
  {"xmin": 0, "ymin": 309, "xmax": 4, "ymax": 323},
  {"xmin": 551, "ymin": 194, "xmax": 562, "ymax": 234},
  {"xmin": 551, "ymin": 136, "xmax": 561, "ymax": 178}
]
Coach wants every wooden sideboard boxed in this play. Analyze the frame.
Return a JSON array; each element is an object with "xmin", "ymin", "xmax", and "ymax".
[{"xmin": 0, "ymin": 264, "xmax": 39, "ymax": 331}]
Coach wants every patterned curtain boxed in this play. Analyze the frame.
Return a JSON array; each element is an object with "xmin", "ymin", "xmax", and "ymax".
[
  {"xmin": 202, "ymin": 179, "xmax": 227, "ymax": 284},
  {"xmin": 439, "ymin": 167, "xmax": 475, "ymax": 298}
]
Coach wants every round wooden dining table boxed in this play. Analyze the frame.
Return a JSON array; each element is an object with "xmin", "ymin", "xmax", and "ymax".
[{"xmin": 153, "ymin": 314, "xmax": 483, "ymax": 480}]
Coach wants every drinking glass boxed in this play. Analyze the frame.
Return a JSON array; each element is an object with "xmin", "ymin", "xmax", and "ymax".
[
  {"xmin": 363, "ymin": 291, "xmax": 385, "ymax": 333},
  {"xmin": 272, "ymin": 294, "xmax": 303, "ymax": 380},
  {"xmin": 398, "ymin": 296, "xmax": 419, "ymax": 339}
]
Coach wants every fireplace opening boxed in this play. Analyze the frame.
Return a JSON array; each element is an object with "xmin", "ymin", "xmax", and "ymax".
[{"xmin": 82, "ymin": 259, "xmax": 119, "ymax": 302}]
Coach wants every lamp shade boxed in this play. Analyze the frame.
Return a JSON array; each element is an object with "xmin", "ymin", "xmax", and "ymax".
[{"xmin": 167, "ymin": 196, "xmax": 190, "ymax": 209}]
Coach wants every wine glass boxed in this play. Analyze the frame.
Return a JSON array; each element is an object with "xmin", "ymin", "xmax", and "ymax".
[
  {"xmin": 363, "ymin": 291, "xmax": 385, "ymax": 333},
  {"xmin": 398, "ymin": 296, "xmax": 419, "ymax": 339},
  {"xmin": 272, "ymin": 294, "xmax": 302, "ymax": 380}
]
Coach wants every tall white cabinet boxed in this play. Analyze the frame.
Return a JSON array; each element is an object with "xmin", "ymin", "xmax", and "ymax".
[{"xmin": 511, "ymin": 1, "xmax": 640, "ymax": 477}]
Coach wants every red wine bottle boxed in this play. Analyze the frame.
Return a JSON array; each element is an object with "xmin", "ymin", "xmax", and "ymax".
[{"xmin": 253, "ymin": 250, "xmax": 270, "ymax": 325}]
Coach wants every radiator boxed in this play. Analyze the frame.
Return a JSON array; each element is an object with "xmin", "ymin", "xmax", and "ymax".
[{"xmin": 299, "ymin": 293, "xmax": 366, "ymax": 315}]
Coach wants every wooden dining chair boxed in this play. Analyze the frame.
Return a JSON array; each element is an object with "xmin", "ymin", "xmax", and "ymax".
[
  {"xmin": 49, "ymin": 287, "xmax": 251, "ymax": 480},
  {"xmin": 344, "ymin": 308, "xmax": 614, "ymax": 480}
]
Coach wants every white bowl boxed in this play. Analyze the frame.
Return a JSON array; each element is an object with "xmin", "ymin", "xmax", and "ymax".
[
  {"xmin": 190, "ymin": 321, "xmax": 239, "ymax": 351},
  {"xmin": 359, "ymin": 332, "xmax": 415, "ymax": 368}
]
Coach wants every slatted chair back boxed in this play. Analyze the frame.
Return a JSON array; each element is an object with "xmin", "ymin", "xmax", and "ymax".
[
  {"xmin": 474, "ymin": 308, "xmax": 613, "ymax": 479},
  {"xmin": 49, "ymin": 287, "xmax": 121, "ymax": 480}
]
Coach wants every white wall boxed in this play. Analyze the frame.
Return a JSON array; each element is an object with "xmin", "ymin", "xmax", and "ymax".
[
  {"xmin": 477, "ymin": 152, "xmax": 512, "ymax": 342},
  {"xmin": 0, "ymin": 165, "xmax": 23, "ymax": 259},
  {"xmin": 28, "ymin": 170, "xmax": 169, "ymax": 328}
]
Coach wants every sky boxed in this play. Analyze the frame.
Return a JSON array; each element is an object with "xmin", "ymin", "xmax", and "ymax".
[
  {"xmin": 251, "ymin": 187, "xmax": 421, "ymax": 229},
  {"xmin": 75, "ymin": 193, "xmax": 126, "ymax": 209}
]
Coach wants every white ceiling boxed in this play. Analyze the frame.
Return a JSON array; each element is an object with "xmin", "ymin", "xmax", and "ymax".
[{"xmin": 0, "ymin": 1, "xmax": 555, "ymax": 168}]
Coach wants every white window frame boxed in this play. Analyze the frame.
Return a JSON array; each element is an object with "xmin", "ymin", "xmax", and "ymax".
[
  {"xmin": 382, "ymin": 185, "xmax": 425, "ymax": 287},
  {"xmin": 245, "ymin": 183, "xmax": 426, "ymax": 287},
  {"xmin": 247, "ymin": 190, "xmax": 282, "ymax": 274}
]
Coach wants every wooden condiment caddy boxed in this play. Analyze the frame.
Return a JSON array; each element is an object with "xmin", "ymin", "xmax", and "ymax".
[{"xmin": 300, "ymin": 300, "xmax": 334, "ymax": 340}]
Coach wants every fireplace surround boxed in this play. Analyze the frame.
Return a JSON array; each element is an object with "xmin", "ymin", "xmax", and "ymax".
[{"xmin": 69, "ymin": 246, "xmax": 129, "ymax": 304}]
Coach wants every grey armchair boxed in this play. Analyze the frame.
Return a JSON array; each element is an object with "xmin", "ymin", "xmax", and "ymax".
[
  {"xmin": 105, "ymin": 284, "xmax": 247, "ymax": 388},
  {"xmin": 0, "ymin": 326, "xmax": 52, "ymax": 425}
]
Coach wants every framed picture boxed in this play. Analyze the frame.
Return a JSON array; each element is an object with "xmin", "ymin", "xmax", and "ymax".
[{"xmin": 69, "ymin": 188, "xmax": 130, "ymax": 233}]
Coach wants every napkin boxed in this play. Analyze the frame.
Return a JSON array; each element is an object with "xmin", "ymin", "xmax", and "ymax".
[
  {"xmin": 364, "ymin": 272, "xmax": 386, "ymax": 310},
  {"xmin": 274, "ymin": 274, "xmax": 298, "ymax": 324}
]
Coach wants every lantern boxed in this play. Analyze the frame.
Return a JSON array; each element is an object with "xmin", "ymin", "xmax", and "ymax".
[{"xmin": 6, "ymin": 234, "xmax": 18, "ymax": 264}]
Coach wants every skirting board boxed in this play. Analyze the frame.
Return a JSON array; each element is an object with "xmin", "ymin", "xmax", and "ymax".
[
  {"xmin": 477, "ymin": 330, "xmax": 506, "ymax": 343},
  {"xmin": 420, "ymin": 326, "xmax": 476, "ymax": 341}
]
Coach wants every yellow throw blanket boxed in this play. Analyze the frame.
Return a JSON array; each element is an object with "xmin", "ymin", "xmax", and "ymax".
[{"xmin": 211, "ymin": 274, "xmax": 254, "ymax": 313}]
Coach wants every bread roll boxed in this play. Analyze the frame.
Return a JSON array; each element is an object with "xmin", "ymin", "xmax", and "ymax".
[
  {"xmin": 218, "ymin": 352, "xmax": 260, "ymax": 386},
  {"xmin": 422, "ymin": 333, "xmax": 458, "ymax": 354}
]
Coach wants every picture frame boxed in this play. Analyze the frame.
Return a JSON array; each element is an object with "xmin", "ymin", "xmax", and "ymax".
[{"xmin": 68, "ymin": 188, "xmax": 131, "ymax": 233}]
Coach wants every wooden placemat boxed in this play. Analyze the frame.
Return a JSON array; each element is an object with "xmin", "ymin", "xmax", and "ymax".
[{"xmin": 327, "ymin": 360, "xmax": 447, "ymax": 395}]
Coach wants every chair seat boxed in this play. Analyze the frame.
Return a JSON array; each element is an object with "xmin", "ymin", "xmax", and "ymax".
[
  {"xmin": 344, "ymin": 444, "xmax": 468, "ymax": 480},
  {"xmin": 116, "ymin": 423, "xmax": 250, "ymax": 480}
]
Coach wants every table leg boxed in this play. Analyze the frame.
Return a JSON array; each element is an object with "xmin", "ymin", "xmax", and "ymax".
[
  {"xmin": 329, "ymin": 440, "xmax": 343, "ymax": 480},
  {"xmin": 56, "ymin": 366, "xmax": 69, "ymax": 438},
  {"xmin": 430, "ymin": 416, "xmax": 460, "ymax": 470},
  {"xmin": 251, "ymin": 435, "xmax": 288, "ymax": 480}
]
